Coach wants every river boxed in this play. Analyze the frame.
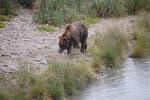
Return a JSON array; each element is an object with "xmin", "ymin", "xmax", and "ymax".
[{"xmin": 69, "ymin": 56, "xmax": 150, "ymax": 100}]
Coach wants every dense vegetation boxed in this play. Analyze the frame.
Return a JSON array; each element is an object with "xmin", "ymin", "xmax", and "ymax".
[
  {"xmin": 0, "ymin": 0, "xmax": 35, "ymax": 15},
  {"xmin": 34, "ymin": 0, "xmax": 150, "ymax": 26},
  {"xmin": 0, "ymin": 0, "xmax": 16, "ymax": 15},
  {"xmin": 0, "ymin": 0, "xmax": 150, "ymax": 26}
]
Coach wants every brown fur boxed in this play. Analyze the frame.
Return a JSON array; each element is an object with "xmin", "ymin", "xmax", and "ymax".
[{"xmin": 58, "ymin": 22, "xmax": 88, "ymax": 54}]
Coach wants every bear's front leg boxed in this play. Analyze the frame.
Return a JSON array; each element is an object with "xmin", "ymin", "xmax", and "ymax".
[
  {"xmin": 67, "ymin": 41, "xmax": 72, "ymax": 55},
  {"xmin": 81, "ymin": 40, "xmax": 87, "ymax": 52}
]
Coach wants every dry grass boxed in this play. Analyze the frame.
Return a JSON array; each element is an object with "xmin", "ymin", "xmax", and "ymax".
[
  {"xmin": 0, "ymin": 62, "xmax": 95, "ymax": 100},
  {"xmin": 90, "ymin": 27, "xmax": 127, "ymax": 67},
  {"xmin": 131, "ymin": 11, "xmax": 150, "ymax": 57}
]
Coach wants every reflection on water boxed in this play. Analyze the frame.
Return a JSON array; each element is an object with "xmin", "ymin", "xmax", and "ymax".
[{"xmin": 69, "ymin": 57, "xmax": 150, "ymax": 100}]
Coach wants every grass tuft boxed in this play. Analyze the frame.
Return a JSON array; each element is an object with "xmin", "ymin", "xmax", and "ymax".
[
  {"xmin": 47, "ymin": 62, "xmax": 94, "ymax": 99},
  {"xmin": 82, "ymin": 16, "xmax": 99, "ymax": 25},
  {"xmin": 34, "ymin": 0, "xmax": 150, "ymax": 26},
  {"xmin": 0, "ymin": 15, "xmax": 11, "ymax": 21},
  {"xmin": 0, "ymin": 0, "xmax": 16, "ymax": 15},
  {"xmin": 131, "ymin": 11, "xmax": 150, "ymax": 57},
  {"xmin": 0, "ymin": 62, "xmax": 95, "ymax": 100},
  {"xmin": 0, "ymin": 22, "xmax": 5, "ymax": 28},
  {"xmin": 38, "ymin": 25, "xmax": 57, "ymax": 32},
  {"xmin": 91, "ymin": 28, "xmax": 127, "ymax": 67}
]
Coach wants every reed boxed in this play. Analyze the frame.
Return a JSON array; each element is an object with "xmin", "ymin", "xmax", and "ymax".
[
  {"xmin": 91, "ymin": 28, "xmax": 127, "ymax": 67},
  {"xmin": 132, "ymin": 12, "xmax": 150, "ymax": 57}
]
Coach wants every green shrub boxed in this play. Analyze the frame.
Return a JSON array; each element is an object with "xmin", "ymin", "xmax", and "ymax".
[{"xmin": 89, "ymin": 0, "xmax": 127, "ymax": 17}]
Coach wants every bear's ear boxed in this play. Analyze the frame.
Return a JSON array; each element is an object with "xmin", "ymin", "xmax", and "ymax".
[
  {"xmin": 65, "ymin": 24, "xmax": 71, "ymax": 31},
  {"xmin": 63, "ymin": 37, "xmax": 67, "ymax": 41}
]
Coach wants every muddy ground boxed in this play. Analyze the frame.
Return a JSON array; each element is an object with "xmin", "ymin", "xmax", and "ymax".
[{"xmin": 0, "ymin": 8, "xmax": 136, "ymax": 75}]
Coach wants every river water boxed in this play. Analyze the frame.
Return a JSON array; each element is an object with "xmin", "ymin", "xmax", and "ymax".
[{"xmin": 69, "ymin": 57, "xmax": 150, "ymax": 100}]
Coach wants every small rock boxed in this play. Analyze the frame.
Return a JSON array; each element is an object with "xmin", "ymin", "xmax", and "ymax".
[
  {"xmin": 1, "ymin": 54, "xmax": 7, "ymax": 57},
  {"xmin": 11, "ymin": 52, "xmax": 17, "ymax": 55},
  {"xmin": 3, "ymin": 64, "xmax": 8, "ymax": 67}
]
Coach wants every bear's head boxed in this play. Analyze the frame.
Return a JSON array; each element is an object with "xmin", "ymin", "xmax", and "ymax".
[
  {"xmin": 58, "ymin": 36, "xmax": 71, "ymax": 53},
  {"xmin": 58, "ymin": 24, "xmax": 72, "ymax": 53}
]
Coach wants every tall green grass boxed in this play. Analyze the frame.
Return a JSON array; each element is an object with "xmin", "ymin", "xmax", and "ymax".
[
  {"xmin": 91, "ymin": 28, "xmax": 127, "ymax": 67},
  {"xmin": 124, "ymin": 0, "xmax": 150, "ymax": 14},
  {"xmin": 131, "ymin": 12, "xmax": 150, "ymax": 57},
  {"xmin": 34, "ymin": 0, "xmax": 88, "ymax": 26},
  {"xmin": 90, "ymin": 0, "xmax": 150, "ymax": 17},
  {"xmin": 47, "ymin": 62, "xmax": 94, "ymax": 99},
  {"xmin": 34, "ymin": 0, "xmax": 150, "ymax": 26},
  {"xmin": 0, "ymin": 15, "xmax": 11, "ymax": 21},
  {"xmin": 34, "ymin": 0, "xmax": 127, "ymax": 25},
  {"xmin": 0, "ymin": 69, "xmax": 50, "ymax": 100},
  {"xmin": 0, "ymin": 0, "xmax": 16, "ymax": 15},
  {"xmin": 0, "ymin": 22, "xmax": 5, "ymax": 28},
  {"xmin": 90, "ymin": 0, "xmax": 127, "ymax": 17},
  {"xmin": 38, "ymin": 25, "xmax": 57, "ymax": 32},
  {"xmin": 0, "ymin": 62, "xmax": 94, "ymax": 100}
]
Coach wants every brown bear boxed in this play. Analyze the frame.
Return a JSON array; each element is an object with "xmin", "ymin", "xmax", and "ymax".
[{"xmin": 58, "ymin": 22, "xmax": 88, "ymax": 54}]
